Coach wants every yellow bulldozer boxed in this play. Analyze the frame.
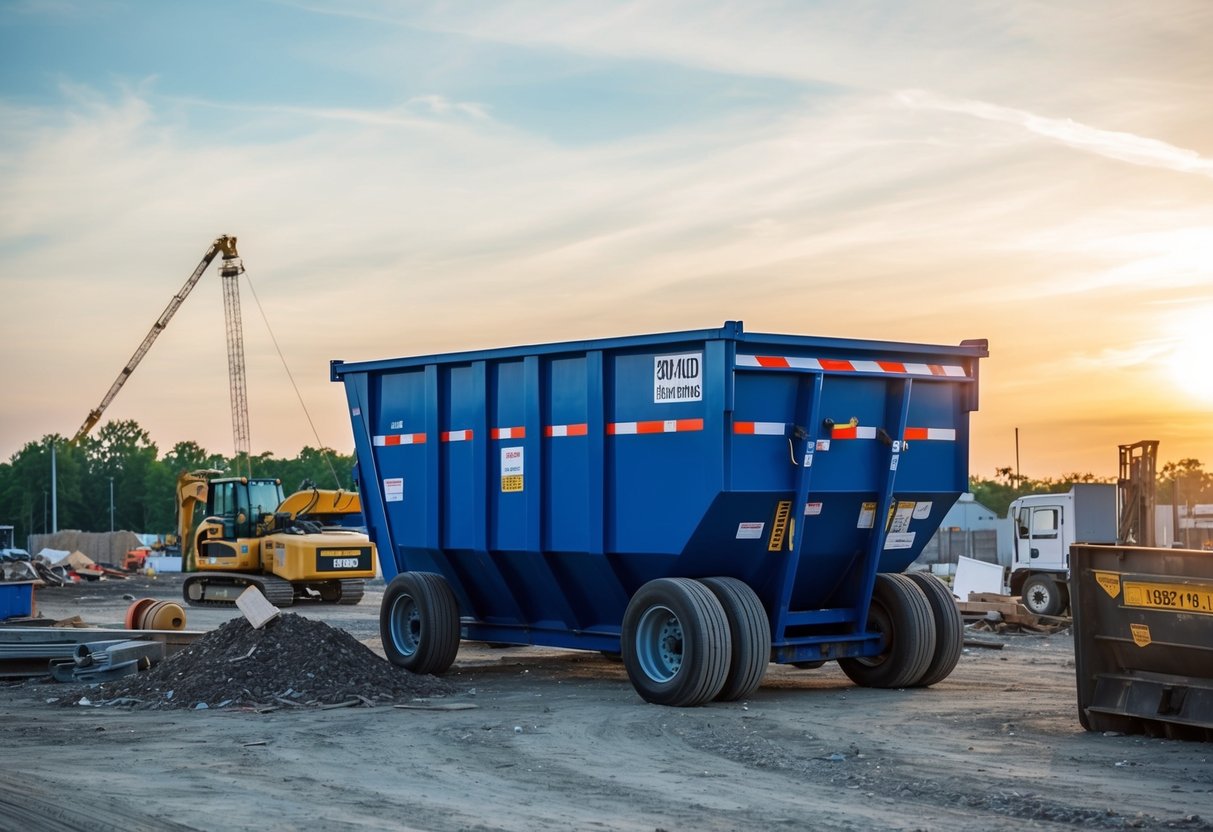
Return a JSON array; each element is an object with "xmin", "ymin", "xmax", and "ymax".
[{"xmin": 176, "ymin": 469, "xmax": 377, "ymax": 608}]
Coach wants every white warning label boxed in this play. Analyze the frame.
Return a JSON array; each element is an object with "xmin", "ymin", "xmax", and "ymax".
[
  {"xmin": 884, "ymin": 532, "xmax": 917, "ymax": 550},
  {"xmin": 912, "ymin": 501, "xmax": 932, "ymax": 520},
  {"xmin": 501, "ymin": 446, "xmax": 524, "ymax": 477},
  {"xmin": 890, "ymin": 501, "xmax": 915, "ymax": 534},
  {"xmin": 804, "ymin": 502, "xmax": 823, "ymax": 516},
  {"xmin": 736, "ymin": 521, "xmax": 765, "ymax": 539},
  {"xmin": 654, "ymin": 352, "xmax": 703, "ymax": 403},
  {"xmin": 858, "ymin": 502, "xmax": 876, "ymax": 529},
  {"xmin": 384, "ymin": 478, "xmax": 403, "ymax": 503}
]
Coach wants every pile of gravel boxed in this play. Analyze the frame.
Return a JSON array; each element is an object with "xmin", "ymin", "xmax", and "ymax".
[{"xmin": 59, "ymin": 613, "xmax": 456, "ymax": 710}]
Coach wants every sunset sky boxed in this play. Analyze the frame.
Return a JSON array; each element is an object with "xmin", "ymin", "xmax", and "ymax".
[{"xmin": 1, "ymin": 1, "xmax": 1210, "ymax": 481}]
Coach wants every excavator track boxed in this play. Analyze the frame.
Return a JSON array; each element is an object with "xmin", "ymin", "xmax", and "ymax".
[
  {"xmin": 337, "ymin": 579, "xmax": 365, "ymax": 605},
  {"xmin": 182, "ymin": 572, "xmax": 296, "ymax": 608}
]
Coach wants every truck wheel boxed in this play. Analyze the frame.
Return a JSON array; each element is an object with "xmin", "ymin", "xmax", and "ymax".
[
  {"xmin": 1021, "ymin": 574, "xmax": 1064, "ymax": 616},
  {"xmin": 904, "ymin": 572, "xmax": 963, "ymax": 687},
  {"xmin": 839, "ymin": 573, "xmax": 935, "ymax": 689},
  {"xmin": 700, "ymin": 577, "xmax": 771, "ymax": 701},
  {"xmin": 381, "ymin": 572, "xmax": 460, "ymax": 675},
  {"xmin": 622, "ymin": 578, "xmax": 731, "ymax": 707}
]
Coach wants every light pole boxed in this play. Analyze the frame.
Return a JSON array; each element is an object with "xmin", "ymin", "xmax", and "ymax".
[{"xmin": 109, "ymin": 477, "xmax": 115, "ymax": 532}]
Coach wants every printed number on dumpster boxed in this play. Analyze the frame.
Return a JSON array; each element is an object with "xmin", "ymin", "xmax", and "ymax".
[{"xmin": 1122, "ymin": 580, "xmax": 1213, "ymax": 614}]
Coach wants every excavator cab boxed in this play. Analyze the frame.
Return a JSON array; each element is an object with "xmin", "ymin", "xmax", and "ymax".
[{"xmin": 207, "ymin": 478, "xmax": 284, "ymax": 540}]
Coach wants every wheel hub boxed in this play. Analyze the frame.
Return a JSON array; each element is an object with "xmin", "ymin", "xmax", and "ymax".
[
  {"xmin": 389, "ymin": 594, "xmax": 421, "ymax": 657},
  {"xmin": 635, "ymin": 605, "xmax": 684, "ymax": 683}
]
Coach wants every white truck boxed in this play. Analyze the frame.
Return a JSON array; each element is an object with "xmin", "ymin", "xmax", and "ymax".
[{"xmin": 1007, "ymin": 484, "xmax": 1117, "ymax": 616}]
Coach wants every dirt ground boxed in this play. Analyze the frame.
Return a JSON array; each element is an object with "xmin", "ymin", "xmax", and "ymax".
[{"xmin": 1, "ymin": 575, "xmax": 1210, "ymax": 832}]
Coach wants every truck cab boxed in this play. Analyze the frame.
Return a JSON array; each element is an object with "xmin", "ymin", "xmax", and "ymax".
[{"xmin": 1008, "ymin": 483, "xmax": 1116, "ymax": 615}]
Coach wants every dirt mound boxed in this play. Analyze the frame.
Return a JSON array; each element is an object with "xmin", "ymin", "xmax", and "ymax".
[{"xmin": 59, "ymin": 613, "xmax": 455, "ymax": 710}]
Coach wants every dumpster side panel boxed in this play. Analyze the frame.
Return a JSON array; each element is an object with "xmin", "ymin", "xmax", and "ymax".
[{"xmin": 1071, "ymin": 544, "xmax": 1213, "ymax": 738}]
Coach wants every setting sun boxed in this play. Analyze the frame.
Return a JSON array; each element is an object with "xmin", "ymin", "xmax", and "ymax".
[{"xmin": 1167, "ymin": 307, "xmax": 1213, "ymax": 405}]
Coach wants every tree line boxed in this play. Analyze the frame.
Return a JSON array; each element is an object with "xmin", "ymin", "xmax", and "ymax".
[
  {"xmin": 0, "ymin": 420, "xmax": 356, "ymax": 545},
  {"xmin": 968, "ymin": 459, "xmax": 1212, "ymax": 518}
]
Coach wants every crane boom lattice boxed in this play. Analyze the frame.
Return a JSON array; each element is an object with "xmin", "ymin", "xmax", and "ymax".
[{"xmin": 220, "ymin": 256, "xmax": 251, "ymax": 475}]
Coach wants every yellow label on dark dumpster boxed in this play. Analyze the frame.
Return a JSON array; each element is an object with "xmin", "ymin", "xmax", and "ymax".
[
  {"xmin": 1094, "ymin": 571, "xmax": 1121, "ymax": 599},
  {"xmin": 1123, "ymin": 580, "xmax": 1213, "ymax": 615},
  {"xmin": 1129, "ymin": 623, "xmax": 1152, "ymax": 647}
]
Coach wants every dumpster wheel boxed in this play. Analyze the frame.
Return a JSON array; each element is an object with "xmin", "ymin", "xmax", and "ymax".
[
  {"xmin": 700, "ymin": 577, "xmax": 770, "ymax": 701},
  {"xmin": 381, "ymin": 572, "xmax": 461, "ymax": 675},
  {"xmin": 622, "ymin": 578, "xmax": 731, "ymax": 707},
  {"xmin": 904, "ymin": 572, "xmax": 963, "ymax": 687},
  {"xmin": 839, "ymin": 574, "xmax": 935, "ymax": 689}
]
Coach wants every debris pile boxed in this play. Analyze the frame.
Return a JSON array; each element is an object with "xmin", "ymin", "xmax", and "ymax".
[
  {"xmin": 60, "ymin": 613, "xmax": 455, "ymax": 710},
  {"xmin": 27, "ymin": 530, "xmax": 144, "ymax": 567},
  {"xmin": 2, "ymin": 549, "xmax": 131, "ymax": 586},
  {"xmin": 959, "ymin": 593, "xmax": 1071, "ymax": 634}
]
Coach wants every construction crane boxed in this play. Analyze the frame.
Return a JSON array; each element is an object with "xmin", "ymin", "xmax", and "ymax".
[{"xmin": 72, "ymin": 236, "xmax": 252, "ymax": 474}]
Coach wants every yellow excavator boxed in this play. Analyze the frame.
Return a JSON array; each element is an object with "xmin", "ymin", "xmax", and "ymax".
[{"xmin": 177, "ymin": 470, "xmax": 377, "ymax": 607}]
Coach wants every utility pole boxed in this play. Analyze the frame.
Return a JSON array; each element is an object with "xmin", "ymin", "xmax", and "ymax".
[
  {"xmin": 109, "ymin": 477, "xmax": 115, "ymax": 532},
  {"xmin": 1014, "ymin": 427, "xmax": 1021, "ymax": 485},
  {"xmin": 51, "ymin": 441, "xmax": 58, "ymax": 534}
]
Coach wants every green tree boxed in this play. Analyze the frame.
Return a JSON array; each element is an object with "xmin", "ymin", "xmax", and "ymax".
[
  {"xmin": 1158, "ymin": 459, "xmax": 1213, "ymax": 506},
  {"xmin": 81, "ymin": 420, "xmax": 160, "ymax": 532},
  {"xmin": 0, "ymin": 423, "xmax": 359, "ymax": 544}
]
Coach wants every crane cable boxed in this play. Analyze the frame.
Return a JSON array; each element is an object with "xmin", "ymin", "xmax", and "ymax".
[{"xmin": 242, "ymin": 273, "xmax": 342, "ymax": 489}]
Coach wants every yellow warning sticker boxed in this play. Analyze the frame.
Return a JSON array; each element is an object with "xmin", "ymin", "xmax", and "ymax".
[
  {"xmin": 501, "ymin": 475, "xmax": 523, "ymax": 493},
  {"xmin": 1129, "ymin": 623, "xmax": 1151, "ymax": 647},
  {"xmin": 769, "ymin": 501, "xmax": 791, "ymax": 552},
  {"xmin": 1095, "ymin": 571, "xmax": 1121, "ymax": 599}
]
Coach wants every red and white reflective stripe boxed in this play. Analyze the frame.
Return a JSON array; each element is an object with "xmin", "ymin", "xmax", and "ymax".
[
  {"xmin": 903, "ymin": 427, "xmax": 957, "ymax": 441},
  {"xmin": 491, "ymin": 426, "xmax": 526, "ymax": 440},
  {"xmin": 831, "ymin": 425, "xmax": 956, "ymax": 441},
  {"xmin": 831, "ymin": 425, "xmax": 878, "ymax": 440},
  {"xmin": 441, "ymin": 430, "xmax": 473, "ymax": 442},
  {"xmin": 608, "ymin": 419, "xmax": 704, "ymax": 435},
  {"xmin": 733, "ymin": 421, "xmax": 787, "ymax": 435},
  {"xmin": 737, "ymin": 355, "xmax": 966, "ymax": 378},
  {"xmin": 545, "ymin": 423, "xmax": 588, "ymax": 437},
  {"xmin": 373, "ymin": 433, "xmax": 427, "ymax": 446}
]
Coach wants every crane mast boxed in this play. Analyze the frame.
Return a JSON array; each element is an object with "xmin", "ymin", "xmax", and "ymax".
[
  {"xmin": 220, "ymin": 255, "xmax": 251, "ymax": 476},
  {"xmin": 72, "ymin": 236, "xmax": 252, "ymax": 471}
]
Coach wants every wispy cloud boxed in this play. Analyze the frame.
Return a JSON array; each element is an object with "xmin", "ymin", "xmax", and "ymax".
[{"xmin": 897, "ymin": 89, "xmax": 1213, "ymax": 179}]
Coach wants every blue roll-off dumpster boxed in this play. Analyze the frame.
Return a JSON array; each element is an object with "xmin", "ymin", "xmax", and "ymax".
[{"xmin": 332, "ymin": 322, "xmax": 988, "ymax": 705}]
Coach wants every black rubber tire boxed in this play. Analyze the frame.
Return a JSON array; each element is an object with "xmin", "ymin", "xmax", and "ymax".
[
  {"xmin": 903, "ymin": 572, "xmax": 963, "ymax": 687},
  {"xmin": 838, "ymin": 573, "xmax": 935, "ymax": 689},
  {"xmin": 621, "ymin": 578, "xmax": 732, "ymax": 707},
  {"xmin": 1021, "ymin": 574, "xmax": 1064, "ymax": 617},
  {"xmin": 380, "ymin": 572, "xmax": 461, "ymax": 675},
  {"xmin": 699, "ymin": 577, "xmax": 771, "ymax": 701}
]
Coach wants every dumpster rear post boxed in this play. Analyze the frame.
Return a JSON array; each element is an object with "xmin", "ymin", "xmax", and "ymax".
[{"xmin": 332, "ymin": 321, "xmax": 988, "ymax": 705}]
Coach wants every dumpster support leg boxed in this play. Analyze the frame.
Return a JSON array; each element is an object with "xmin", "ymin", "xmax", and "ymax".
[
  {"xmin": 771, "ymin": 372, "xmax": 825, "ymax": 642},
  {"xmin": 854, "ymin": 379, "xmax": 913, "ymax": 635}
]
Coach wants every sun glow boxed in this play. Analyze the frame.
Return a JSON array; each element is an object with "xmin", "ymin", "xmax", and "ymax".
[{"xmin": 1166, "ymin": 307, "xmax": 1213, "ymax": 405}]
